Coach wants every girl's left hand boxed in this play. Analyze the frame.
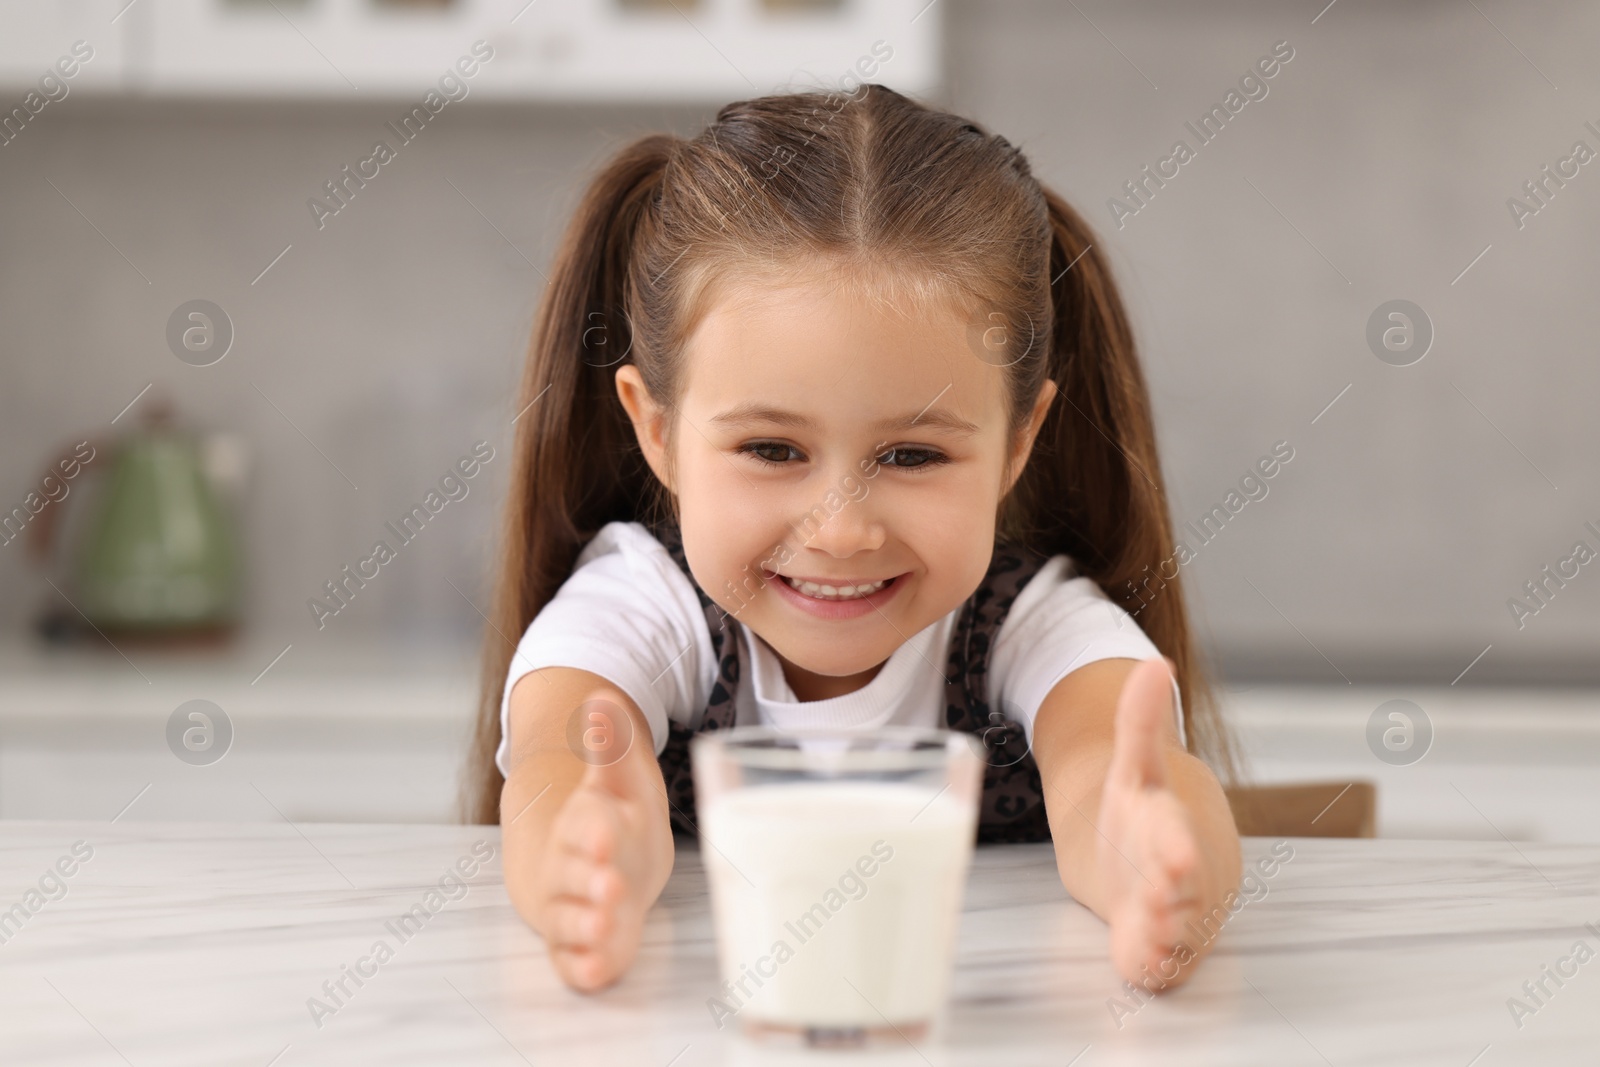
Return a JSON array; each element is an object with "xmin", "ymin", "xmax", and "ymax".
[{"xmin": 1094, "ymin": 656, "xmax": 1209, "ymax": 989}]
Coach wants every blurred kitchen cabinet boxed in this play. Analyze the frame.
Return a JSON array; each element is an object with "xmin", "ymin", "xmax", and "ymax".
[
  {"xmin": 0, "ymin": 0, "xmax": 126, "ymax": 93},
  {"xmin": 126, "ymin": 0, "xmax": 475, "ymax": 97},
  {"xmin": 117, "ymin": 0, "xmax": 936, "ymax": 100},
  {"xmin": 0, "ymin": 637, "xmax": 479, "ymax": 824},
  {"xmin": 475, "ymin": 0, "xmax": 932, "ymax": 102}
]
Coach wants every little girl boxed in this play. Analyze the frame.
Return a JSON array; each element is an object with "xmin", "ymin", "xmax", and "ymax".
[{"xmin": 470, "ymin": 84, "xmax": 1242, "ymax": 998}]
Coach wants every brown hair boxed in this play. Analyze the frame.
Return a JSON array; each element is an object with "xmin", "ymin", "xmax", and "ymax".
[{"xmin": 465, "ymin": 84, "xmax": 1235, "ymax": 824}]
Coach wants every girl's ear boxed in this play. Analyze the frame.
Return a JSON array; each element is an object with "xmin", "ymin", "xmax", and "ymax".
[
  {"xmin": 614, "ymin": 364, "xmax": 675, "ymax": 492},
  {"xmin": 1004, "ymin": 378, "xmax": 1058, "ymax": 496}
]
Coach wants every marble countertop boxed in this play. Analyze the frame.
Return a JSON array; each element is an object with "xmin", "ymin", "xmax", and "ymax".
[{"xmin": 2, "ymin": 822, "xmax": 1598, "ymax": 1066}]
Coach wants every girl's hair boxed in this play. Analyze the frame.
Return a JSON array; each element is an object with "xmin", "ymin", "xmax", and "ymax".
[{"xmin": 465, "ymin": 84, "xmax": 1235, "ymax": 824}]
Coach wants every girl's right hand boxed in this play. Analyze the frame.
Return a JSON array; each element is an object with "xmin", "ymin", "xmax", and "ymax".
[{"xmin": 527, "ymin": 691, "xmax": 675, "ymax": 992}]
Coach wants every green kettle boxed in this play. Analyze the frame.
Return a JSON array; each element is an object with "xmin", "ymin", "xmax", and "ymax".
[{"xmin": 33, "ymin": 399, "xmax": 243, "ymax": 640}]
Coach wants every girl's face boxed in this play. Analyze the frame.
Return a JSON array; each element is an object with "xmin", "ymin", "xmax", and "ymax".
[{"xmin": 616, "ymin": 271, "xmax": 1055, "ymax": 701}]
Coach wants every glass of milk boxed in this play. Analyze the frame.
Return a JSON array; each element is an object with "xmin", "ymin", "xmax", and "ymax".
[{"xmin": 691, "ymin": 726, "xmax": 983, "ymax": 1048}]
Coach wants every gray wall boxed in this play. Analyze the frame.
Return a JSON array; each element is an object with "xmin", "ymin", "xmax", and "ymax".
[
  {"xmin": 944, "ymin": 0, "xmax": 1600, "ymax": 684},
  {"xmin": 2, "ymin": 0, "xmax": 1596, "ymax": 683}
]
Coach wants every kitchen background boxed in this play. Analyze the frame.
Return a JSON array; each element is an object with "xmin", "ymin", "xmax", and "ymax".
[{"xmin": 1, "ymin": 0, "xmax": 1596, "ymax": 837}]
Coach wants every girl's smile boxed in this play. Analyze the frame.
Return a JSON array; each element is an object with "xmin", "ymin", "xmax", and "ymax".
[{"xmin": 765, "ymin": 568, "xmax": 908, "ymax": 620}]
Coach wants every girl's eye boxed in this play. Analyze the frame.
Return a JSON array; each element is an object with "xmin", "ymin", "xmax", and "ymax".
[
  {"xmin": 876, "ymin": 447, "xmax": 949, "ymax": 471},
  {"xmin": 736, "ymin": 442, "xmax": 950, "ymax": 471},
  {"xmin": 738, "ymin": 442, "xmax": 805, "ymax": 467}
]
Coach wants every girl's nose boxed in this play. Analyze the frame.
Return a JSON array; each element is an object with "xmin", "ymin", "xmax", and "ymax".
[{"xmin": 795, "ymin": 478, "xmax": 886, "ymax": 557}]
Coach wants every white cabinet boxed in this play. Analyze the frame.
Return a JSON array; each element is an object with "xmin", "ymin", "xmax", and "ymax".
[
  {"xmin": 0, "ymin": 0, "xmax": 937, "ymax": 100},
  {"xmin": 128, "ymin": 0, "xmax": 486, "ymax": 97},
  {"xmin": 0, "ymin": 637, "xmax": 480, "ymax": 824},
  {"xmin": 0, "ymin": 0, "xmax": 125, "ymax": 93},
  {"xmin": 473, "ymin": 0, "xmax": 928, "ymax": 102},
  {"xmin": 1231, "ymin": 685, "xmax": 1600, "ymax": 843}
]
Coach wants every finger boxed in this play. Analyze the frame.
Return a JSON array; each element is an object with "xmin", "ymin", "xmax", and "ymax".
[
  {"xmin": 1127, "ymin": 839, "xmax": 1180, "ymax": 916},
  {"xmin": 1128, "ymin": 790, "xmax": 1199, "ymax": 890},
  {"xmin": 545, "ymin": 898, "xmax": 611, "ymax": 948},
  {"xmin": 552, "ymin": 922, "xmax": 642, "ymax": 993},
  {"xmin": 1153, "ymin": 804, "xmax": 1201, "ymax": 895},
  {"xmin": 1109, "ymin": 808, "xmax": 1179, "ymax": 921},
  {"xmin": 1145, "ymin": 847, "xmax": 1212, "ymax": 955},
  {"xmin": 1138, "ymin": 876, "xmax": 1190, "ymax": 954},
  {"xmin": 1109, "ymin": 657, "xmax": 1177, "ymax": 792},
  {"xmin": 553, "ymin": 790, "xmax": 622, "ymax": 865},
  {"xmin": 547, "ymin": 853, "xmax": 617, "ymax": 904},
  {"xmin": 551, "ymin": 944, "xmax": 614, "ymax": 992},
  {"xmin": 1109, "ymin": 899, "xmax": 1158, "ymax": 987},
  {"xmin": 1117, "ymin": 882, "xmax": 1191, "ymax": 987}
]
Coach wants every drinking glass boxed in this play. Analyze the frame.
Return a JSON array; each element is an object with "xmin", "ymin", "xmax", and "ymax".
[{"xmin": 691, "ymin": 725, "xmax": 983, "ymax": 1048}]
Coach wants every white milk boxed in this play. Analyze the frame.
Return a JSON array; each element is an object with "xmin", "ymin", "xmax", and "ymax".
[{"xmin": 700, "ymin": 780, "xmax": 977, "ymax": 1029}]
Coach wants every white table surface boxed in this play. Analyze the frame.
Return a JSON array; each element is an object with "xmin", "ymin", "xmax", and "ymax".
[{"xmin": 2, "ymin": 821, "xmax": 1597, "ymax": 1066}]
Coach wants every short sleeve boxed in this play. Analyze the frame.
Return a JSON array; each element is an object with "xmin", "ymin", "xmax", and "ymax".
[
  {"xmin": 988, "ymin": 555, "xmax": 1187, "ymax": 750},
  {"xmin": 495, "ymin": 522, "xmax": 714, "ymax": 776}
]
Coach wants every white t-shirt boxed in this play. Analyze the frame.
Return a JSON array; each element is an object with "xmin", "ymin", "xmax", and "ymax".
[{"xmin": 495, "ymin": 521, "xmax": 1183, "ymax": 776}]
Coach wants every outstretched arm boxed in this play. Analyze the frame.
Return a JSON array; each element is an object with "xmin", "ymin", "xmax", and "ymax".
[
  {"xmin": 1031, "ymin": 656, "xmax": 1241, "ymax": 989},
  {"xmin": 501, "ymin": 667, "xmax": 676, "ymax": 992}
]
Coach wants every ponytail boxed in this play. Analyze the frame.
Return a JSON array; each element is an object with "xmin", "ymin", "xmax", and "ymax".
[
  {"xmin": 1004, "ymin": 187, "xmax": 1236, "ymax": 781},
  {"xmin": 465, "ymin": 135, "xmax": 677, "ymax": 823}
]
